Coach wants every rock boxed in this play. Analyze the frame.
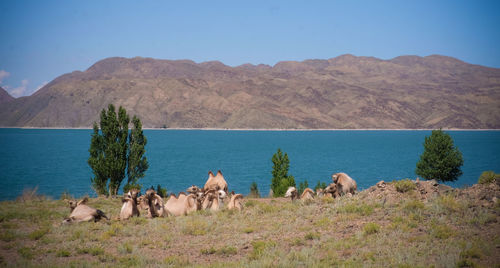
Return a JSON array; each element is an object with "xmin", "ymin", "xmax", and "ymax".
[{"xmin": 429, "ymin": 179, "xmax": 439, "ymax": 186}]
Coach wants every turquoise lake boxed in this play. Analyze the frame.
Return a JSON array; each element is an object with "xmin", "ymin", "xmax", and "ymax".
[{"xmin": 1, "ymin": 129, "xmax": 499, "ymax": 200}]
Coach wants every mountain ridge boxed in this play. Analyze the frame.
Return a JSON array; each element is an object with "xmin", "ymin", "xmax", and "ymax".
[{"xmin": 1, "ymin": 54, "xmax": 499, "ymax": 129}]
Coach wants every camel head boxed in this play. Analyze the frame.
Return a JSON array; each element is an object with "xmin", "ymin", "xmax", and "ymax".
[
  {"xmin": 285, "ymin": 187, "xmax": 298, "ymax": 200},
  {"xmin": 324, "ymin": 183, "xmax": 338, "ymax": 197},
  {"xmin": 331, "ymin": 173, "xmax": 339, "ymax": 183},
  {"xmin": 186, "ymin": 185, "xmax": 201, "ymax": 194},
  {"xmin": 218, "ymin": 189, "xmax": 227, "ymax": 200}
]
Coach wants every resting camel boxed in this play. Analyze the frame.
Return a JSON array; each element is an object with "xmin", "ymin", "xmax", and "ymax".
[
  {"xmin": 201, "ymin": 189, "xmax": 227, "ymax": 211},
  {"xmin": 227, "ymin": 193, "xmax": 244, "ymax": 211},
  {"xmin": 332, "ymin": 172, "xmax": 357, "ymax": 196},
  {"xmin": 120, "ymin": 189, "xmax": 140, "ymax": 220},
  {"xmin": 284, "ymin": 187, "xmax": 315, "ymax": 201},
  {"xmin": 186, "ymin": 185, "xmax": 205, "ymax": 208},
  {"xmin": 324, "ymin": 183, "xmax": 338, "ymax": 198},
  {"xmin": 316, "ymin": 188, "xmax": 324, "ymax": 197},
  {"xmin": 63, "ymin": 197, "xmax": 108, "ymax": 224},
  {"xmin": 165, "ymin": 192, "xmax": 198, "ymax": 216},
  {"xmin": 204, "ymin": 170, "xmax": 228, "ymax": 193},
  {"xmin": 144, "ymin": 188, "xmax": 165, "ymax": 218}
]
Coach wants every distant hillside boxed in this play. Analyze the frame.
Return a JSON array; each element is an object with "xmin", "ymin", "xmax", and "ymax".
[
  {"xmin": 0, "ymin": 87, "xmax": 14, "ymax": 103},
  {"xmin": 1, "ymin": 54, "xmax": 499, "ymax": 129}
]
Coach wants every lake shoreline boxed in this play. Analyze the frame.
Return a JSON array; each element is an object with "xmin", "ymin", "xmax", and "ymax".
[{"xmin": 2, "ymin": 127, "xmax": 499, "ymax": 131}]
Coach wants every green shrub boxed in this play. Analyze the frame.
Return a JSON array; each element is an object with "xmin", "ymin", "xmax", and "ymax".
[
  {"xmin": 182, "ymin": 219, "xmax": 209, "ymax": 236},
  {"xmin": 304, "ymin": 232, "xmax": 320, "ymax": 240},
  {"xmin": 456, "ymin": 258, "xmax": 477, "ymax": 268},
  {"xmin": 363, "ymin": 222, "xmax": 380, "ymax": 235},
  {"xmin": 18, "ymin": 247, "xmax": 34, "ymax": 259},
  {"xmin": 404, "ymin": 200, "xmax": 425, "ymax": 212},
  {"xmin": 338, "ymin": 203, "xmax": 374, "ymax": 216},
  {"xmin": 248, "ymin": 182, "xmax": 261, "ymax": 198},
  {"xmin": 394, "ymin": 179, "xmax": 416, "ymax": 193},
  {"xmin": 431, "ymin": 224, "xmax": 453, "ymax": 239},
  {"xmin": 478, "ymin": 171, "xmax": 499, "ymax": 184},
  {"xmin": 29, "ymin": 227, "xmax": 49, "ymax": 240},
  {"xmin": 250, "ymin": 240, "xmax": 276, "ymax": 260},
  {"xmin": 217, "ymin": 246, "xmax": 237, "ymax": 256},
  {"xmin": 201, "ymin": 247, "xmax": 216, "ymax": 255},
  {"xmin": 56, "ymin": 250, "xmax": 71, "ymax": 257}
]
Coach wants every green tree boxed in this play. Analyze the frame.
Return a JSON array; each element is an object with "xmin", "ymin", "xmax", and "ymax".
[
  {"xmin": 270, "ymin": 148, "xmax": 295, "ymax": 197},
  {"xmin": 416, "ymin": 129, "xmax": 464, "ymax": 182},
  {"xmin": 124, "ymin": 115, "xmax": 149, "ymax": 192},
  {"xmin": 314, "ymin": 181, "xmax": 326, "ymax": 191},
  {"xmin": 298, "ymin": 180, "xmax": 309, "ymax": 194},
  {"xmin": 89, "ymin": 104, "xmax": 139, "ymax": 197},
  {"xmin": 248, "ymin": 181, "xmax": 260, "ymax": 198},
  {"xmin": 88, "ymin": 122, "xmax": 107, "ymax": 195}
]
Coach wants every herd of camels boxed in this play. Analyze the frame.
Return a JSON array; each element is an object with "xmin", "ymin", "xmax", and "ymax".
[{"xmin": 62, "ymin": 171, "xmax": 357, "ymax": 224}]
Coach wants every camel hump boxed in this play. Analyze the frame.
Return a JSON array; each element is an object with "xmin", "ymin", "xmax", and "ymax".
[
  {"xmin": 233, "ymin": 194, "xmax": 243, "ymax": 200},
  {"xmin": 208, "ymin": 171, "xmax": 215, "ymax": 177},
  {"xmin": 303, "ymin": 188, "xmax": 314, "ymax": 194},
  {"xmin": 77, "ymin": 197, "xmax": 89, "ymax": 206},
  {"xmin": 169, "ymin": 193, "xmax": 177, "ymax": 198},
  {"xmin": 178, "ymin": 192, "xmax": 187, "ymax": 196},
  {"xmin": 217, "ymin": 170, "xmax": 222, "ymax": 175}
]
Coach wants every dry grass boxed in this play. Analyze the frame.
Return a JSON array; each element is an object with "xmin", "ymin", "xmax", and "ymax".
[{"xmin": 0, "ymin": 189, "xmax": 498, "ymax": 267}]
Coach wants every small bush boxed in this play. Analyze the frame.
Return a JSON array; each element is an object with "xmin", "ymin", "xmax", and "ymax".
[
  {"xmin": 431, "ymin": 224, "xmax": 453, "ymax": 239},
  {"xmin": 243, "ymin": 227, "xmax": 254, "ymax": 234},
  {"xmin": 437, "ymin": 194, "xmax": 460, "ymax": 212},
  {"xmin": 245, "ymin": 200, "xmax": 257, "ymax": 207},
  {"xmin": 250, "ymin": 240, "xmax": 275, "ymax": 260},
  {"xmin": 56, "ymin": 250, "xmax": 71, "ymax": 257},
  {"xmin": 478, "ymin": 171, "xmax": 498, "ymax": 184},
  {"xmin": 201, "ymin": 247, "xmax": 216, "ymax": 255},
  {"xmin": 29, "ymin": 227, "xmax": 49, "ymax": 240},
  {"xmin": 18, "ymin": 247, "xmax": 34, "ymax": 259},
  {"xmin": 248, "ymin": 181, "xmax": 260, "ymax": 198},
  {"xmin": 460, "ymin": 247, "xmax": 482, "ymax": 259},
  {"xmin": 182, "ymin": 219, "xmax": 209, "ymax": 236},
  {"xmin": 456, "ymin": 258, "xmax": 477, "ymax": 268},
  {"xmin": 305, "ymin": 232, "xmax": 320, "ymax": 240},
  {"xmin": 217, "ymin": 246, "xmax": 237, "ymax": 256},
  {"xmin": 0, "ymin": 231, "xmax": 17, "ymax": 242},
  {"xmin": 394, "ymin": 179, "xmax": 416, "ymax": 193},
  {"xmin": 118, "ymin": 242, "xmax": 133, "ymax": 254},
  {"xmin": 404, "ymin": 200, "xmax": 425, "ymax": 212},
  {"xmin": 363, "ymin": 222, "xmax": 380, "ymax": 235}
]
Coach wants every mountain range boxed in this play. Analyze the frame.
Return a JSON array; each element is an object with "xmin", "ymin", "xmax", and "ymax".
[{"xmin": 1, "ymin": 54, "xmax": 499, "ymax": 129}]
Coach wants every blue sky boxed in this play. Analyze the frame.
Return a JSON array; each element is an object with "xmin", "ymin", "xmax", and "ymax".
[{"xmin": 1, "ymin": 0, "xmax": 499, "ymax": 97}]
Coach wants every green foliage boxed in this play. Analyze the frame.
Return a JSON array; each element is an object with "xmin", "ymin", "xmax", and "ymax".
[
  {"xmin": 156, "ymin": 184, "xmax": 167, "ymax": 198},
  {"xmin": 416, "ymin": 129, "xmax": 463, "ymax": 182},
  {"xmin": 89, "ymin": 104, "xmax": 149, "ymax": 196},
  {"xmin": 363, "ymin": 222, "xmax": 380, "ymax": 235},
  {"xmin": 394, "ymin": 179, "xmax": 416, "ymax": 193},
  {"xmin": 248, "ymin": 181, "xmax": 260, "ymax": 198},
  {"xmin": 478, "ymin": 171, "xmax": 499, "ymax": 184},
  {"xmin": 298, "ymin": 180, "xmax": 309, "ymax": 195},
  {"xmin": 125, "ymin": 115, "xmax": 149, "ymax": 191},
  {"xmin": 270, "ymin": 148, "xmax": 295, "ymax": 197},
  {"xmin": 314, "ymin": 181, "xmax": 327, "ymax": 190},
  {"xmin": 304, "ymin": 232, "xmax": 320, "ymax": 240}
]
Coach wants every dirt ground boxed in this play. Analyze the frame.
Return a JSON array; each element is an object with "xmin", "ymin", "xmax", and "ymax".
[{"xmin": 0, "ymin": 179, "xmax": 499, "ymax": 267}]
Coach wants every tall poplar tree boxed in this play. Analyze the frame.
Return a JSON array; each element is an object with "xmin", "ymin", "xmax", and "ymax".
[
  {"xmin": 270, "ymin": 148, "xmax": 295, "ymax": 197},
  {"xmin": 125, "ymin": 115, "xmax": 149, "ymax": 192},
  {"xmin": 88, "ymin": 104, "xmax": 130, "ymax": 196}
]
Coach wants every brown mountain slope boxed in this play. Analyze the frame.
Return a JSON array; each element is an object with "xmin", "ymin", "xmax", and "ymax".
[
  {"xmin": 0, "ymin": 87, "xmax": 14, "ymax": 103},
  {"xmin": 0, "ymin": 54, "xmax": 499, "ymax": 129}
]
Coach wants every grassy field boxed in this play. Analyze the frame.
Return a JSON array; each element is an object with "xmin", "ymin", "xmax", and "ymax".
[{"xmin": 0, "ymin": 181, "xmax": 499, "ymax": 267}]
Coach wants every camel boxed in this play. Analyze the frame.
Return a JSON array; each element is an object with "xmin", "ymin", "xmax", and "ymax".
[
  {"xmin": 204, "ymin": 170, "xmax": 228, "ymax": 193},
  {"xmin": 144, "ymin": 188, "xmax": 165, "ymax": 218},
  {"xmin": 164, "ymin": 192, "xmax": 198, "ymax": 216},
  {"xmin": 285, "ymin": 187, "xmax": 315, "ymax": 201},
  {"xmin": 186, "ymin": 185, "xmax": 205, "ymax": 207},
  {"xmin": 316, "ymin": 188, "xmax": 324, "ymax": 197},
  {"xmin": 332, "ymin": 172, "xmax": 357, "ymax": 196},
  {"xmin": 300, "ymin": 188, "xmax": 315, "ymax": 201},
  {"xmin": 63, "ymin": 197, "xmax": 108, "ymax": 224},
  {"xmin": 324, "ymin": 183, "xmax": 339, "ymax": 198},
  {"xmin": 201, "ymin": 189, "xmax": 227, "ymax": 211},
  {"xmin": 120, "ymin": 189, "xmax": 140, "ymax": 220},
  {"xmin": 227, "ymin": 193, "xmax": 244, "ymax": 211}
]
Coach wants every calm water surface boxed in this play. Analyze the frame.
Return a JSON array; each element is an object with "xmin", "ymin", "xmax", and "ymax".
[{"xmin": 1, "ymin": 129, "xmax": 499, "ymax": 200}]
